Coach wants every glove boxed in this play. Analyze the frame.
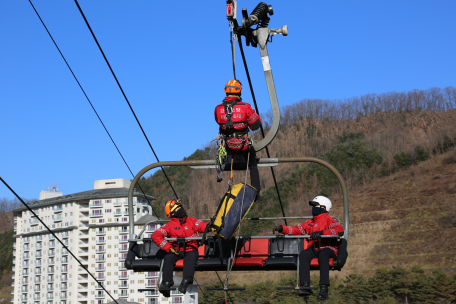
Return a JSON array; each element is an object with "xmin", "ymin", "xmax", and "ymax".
[
  {"xmin": 273, "ymin": 225, "xmax": 283, "ymax": 234},
  {"xmin": 310, "ymin": 231, "xmax": 323, "ymax": 240},
  {"xmin": 169, "ymin": 248, "xmax": 185, "ymax": 258}
]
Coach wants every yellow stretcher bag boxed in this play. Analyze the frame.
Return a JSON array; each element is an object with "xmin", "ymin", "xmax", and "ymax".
[{"xmin": 210, "ymin": 183, "xmax": 258, "ymax": 240}]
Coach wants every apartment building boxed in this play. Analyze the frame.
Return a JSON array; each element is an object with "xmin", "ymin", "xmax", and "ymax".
[{"xmin": 12, "ymin": 179, "xmax": 199, "ymax": 304}]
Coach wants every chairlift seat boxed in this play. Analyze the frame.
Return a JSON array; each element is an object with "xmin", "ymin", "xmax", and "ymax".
[
  {"xmin": 232, "ymin": 238, "xmax": 269, "ymax": 267},
  {"xmin": 264, "ymin": 238, "xmax": 302, "ymax": 270}
]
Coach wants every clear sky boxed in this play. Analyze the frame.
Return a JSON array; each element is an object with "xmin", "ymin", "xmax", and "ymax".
[{"xmin": 1, "ymin": 1, "xmax": 455, "ymax": 200}]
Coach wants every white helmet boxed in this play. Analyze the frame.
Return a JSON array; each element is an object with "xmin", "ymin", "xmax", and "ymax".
[{"xmin": 309, "ymin": 196, "xmax": 332, "ymax": 212}]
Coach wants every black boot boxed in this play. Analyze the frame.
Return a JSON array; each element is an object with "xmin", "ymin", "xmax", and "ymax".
[
  {"xmin": 178, "ymin": 279, "xmax": 192, "ymax": 294},
  {"xmin": 159, "ymin": 281, "xmax": 173, "ymax": 297},
  {"xmin": 298, "ymin": 282, "xmax": 313, "ymax": 296},
  {"xmin": 317, "ymin": 285, "xmax": 329, "ymax": 300}
]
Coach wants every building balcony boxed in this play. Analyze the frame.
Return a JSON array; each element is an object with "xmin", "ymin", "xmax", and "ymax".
[
  {"xmin": 95, "ymin": 283, "xmax": 105, "ymax": 290},
  {"xmin": 95, "ymin": 239, "xmax": 105, "ymax": 245},
  {"xmin": 79, "ymin": 214, "xmax": 89, "ymax": 222},
  {"xmin": 47, "ymin": 286, "xmax": 54, "ymax": 292},
  {"xmin": 23, "ymin": 254, "xmax": 30, "ymax": 260},
  {"xmin": 96, "ymin": 275, "xmax": 105, "ymax": 280},
  {"xmin": 114, "ymin": 201, "xmax": 122, "ymax": 207},
  {"xmin": 119, "ymin": 228, "xmax": 128, "ymax": 234},
  {"xmin": 34, "ymin": 270, "xmax": 41, "ymax": 275},
  {"xmin": 31, "ymin": 219, "xmax": 39, "ymax": 226},
  {"xmin": 61, "ymin": 276, "xmax": 68, "ymax": 282},
  {"xmin": 95, "ymin": 257, "xmax": 105, "ymax": 263},
  {"xmin": 61, "ymin": 285, "xmax": 68, "ymax": 290},
  {"xmin": 22, "ymin": 280, "xmax": 28, "ymax": 285},
  {"xmin": 47, "ymin": 269, "xmax": 54, "ymax": 274},
  {"xmin": 145, "ymin": 280, "xmax": 158, "ymax": 288},
  {"xmin": 144, "ymin": 289, "xmax": 159, "ymax": 296},
  {"xmin": 95, "ymin": 266, "xmax": 105, "ymax": 272},
  {"xmin": 79, "ymin": 250, "xmax": 89, "ymax": 256},
  {"xmin": 34, "ymin": 279, "xmax": 41, "ymax": 284},
  {"xmin": 61, "ymin": 267, "xmax": 68, "ymax": 273},
  {"xmin": 119, "ymin": 245, "xmax": 128, "ymax": 252},
  {"xmin": 54, "ymin": 206, "xmax": 63, "ymax": 213},
  {"xmin": 90, "ymin": 212, "xmax": 103, "ymax": 217},
  {"xmin": 146, "ymin": 271, "xmax": 158, "ymax": 278},
  {"xmin": 79, "ymin": 232, "xmax": 89, "ymax": 238},
  {"xmin": 61, "ymin": 232, "xmax": 70, "ymax": 238},
  {"xmin": 46, "ymin": 295, "xmax": 54, "ymax": 300},
  {"xmin": 90, "ymin": 202, "xmax": 103, "ymax": 208},
  {"xmin": 48, "ymin": 251, "xmax": 55, "ymax": 257},
  {"xmin": 95, "ymin": 229, "xmax": 106, "ymax": 235},
  {"xmin": 95, "ymin": 248, "xmax": 105, "ymax": 254},
  {"xmin": 48, "ymin": 259, "xmax": 54, "ymax": 265},
  {"xmin": 61, "ymin": 257, "xmax": 69, "ymax": 264},
  {"xmin": 23, "ymin": 245, "xmax": 30, "ymax": 251},
  {"xmin": 119, "ymin": 292, "xmax": 129, "ymax": 298},
  {"xmin": 78, "ymin": 275, "xmax": 88, "ymax": 281},
  {"xmin": 118, "ymin": 264, "xmax": 126, "ymax": 271},
  {"xmin": 33, "ymin": 295, "xmax": 40, "ymax": 301},
  {"xmin": 119, "ymin": 236, "xmax": 128, "ymax": 243},
  {"xmin": 35, "ymin": 260, "xmax": 42, "ymax": 267},
  {"xmin": 49, "ymin": 242, "xmax": 55, "ymax": 248},
  {"xmin": 47, "ymin": 278, "xmax": 54, "ymax": 283},
  {"xmin": 62, "ymin": 249, "xmax": 69, "ymax": 255},
  {"xmin": 118, "ymin": 274, "xmax": 129, "ymax": 280},
  {"xmin": 79, "ymin": 224, "xmax": 89, "ymax": 230},
  {"xmin": 79, "ymin": 241, "xmax": 89, "ymax": 247},
  {"xmin": 113, "ymin": 210, "xmax": 122, "ymax": 216},
  {"xmin": 22, "ymin": 263, "xmax": 29, "ymax": 268},
  {"xmin": 95, "ymin": 293, "xmax": 105, "ymax": 299},
  {"xmin": 36, "ymin": 244, "xmax": 43, "ymax": 250},
  {"xmin": 118, "ymin": 282, "xmax": 128, "ymax": 288},
  {"xmin": 23, "ymin": 237, "xmax": 30, "ymax": 243},
  {"xmin": 53, "ymin": 215, "xmax": 63, "ymax": 222}
]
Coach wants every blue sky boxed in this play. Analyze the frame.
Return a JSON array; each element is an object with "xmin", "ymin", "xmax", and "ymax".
[{"xmin": 1, "ymin": 1, "xmax": 455, "ymax": 200}]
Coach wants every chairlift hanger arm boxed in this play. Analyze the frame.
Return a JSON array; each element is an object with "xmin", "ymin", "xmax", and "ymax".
[{"xmin": 228, "ymin": 3, "xmax": 288, "ymax": 152}]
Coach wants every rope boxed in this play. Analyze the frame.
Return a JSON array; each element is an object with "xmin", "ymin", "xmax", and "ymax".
[
  {"xmin": 0, "ymin": 177, "xmax": 120, "ymax": 304},
  {"xmin": 236, "ymin": 34, "xmax": 288, "ymax": 225},
  {"xmin": 74, "ymin": 0, "xmax": 179, "ymax": 200},
  {"xmin": 216, "ymin": 271, "xmax": 234, "ymax": 304},
  {"xmin": 27, "ymin": 0, "xmax": 161, "ymax": 219},
  {"xmin": 224, "ymin": 151, "xmax": 250, "ymax": 295},
  {"xmin": 229, "ymin": 21, "xmax": 236, "ymax": 79}
]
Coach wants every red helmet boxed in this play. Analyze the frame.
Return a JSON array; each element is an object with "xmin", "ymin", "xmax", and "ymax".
[{"xmin": 225, "ymin": 79, "xmax": 242, "ymax": 94}]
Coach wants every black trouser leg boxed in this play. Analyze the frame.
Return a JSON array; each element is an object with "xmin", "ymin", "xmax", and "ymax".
[
  {"xmin": 317, "ymin": 248, "xmax": 336, "ymax": 286},
  {"xmin": 162, "ymin": 252, "xmax": 179, "ymax": 284},
  {"xmin": 246, "ymin": 146, "xmax": 261, "ymax": 192},
  {"xmin": 299, "ymin": 248, "xmax": 318, "ymax": 285},
  {"xmin": 182, "ymin": 251, "xmax": 199, "ymax": 282}
]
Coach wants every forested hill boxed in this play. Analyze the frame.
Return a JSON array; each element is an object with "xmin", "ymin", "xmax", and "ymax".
[{"xmin": 138, "ymin": 86, "xmax": 456, "ymax": 274}]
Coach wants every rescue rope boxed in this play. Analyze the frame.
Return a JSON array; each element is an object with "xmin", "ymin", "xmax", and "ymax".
[{"xmin": 224, "ymin": 151, "xmax": 250, "ymax": 296}]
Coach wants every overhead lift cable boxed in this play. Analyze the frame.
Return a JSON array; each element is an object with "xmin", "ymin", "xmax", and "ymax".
[
  {"xmin": 27, "ymin": 0, "xmax": 161, "ymax": 219},
  {"xmin": 74, "ymin": 0, "xmax": 179, "ymax": 199},
  {"xmin": 0, "ymin": 176, "xmax": 120, "ymax": 304},
  {"xmin": 233, "ymin": 25, "xmax": 288, "ymax": 226}
]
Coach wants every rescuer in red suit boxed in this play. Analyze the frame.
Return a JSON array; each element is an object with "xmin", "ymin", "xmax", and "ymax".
[
  {"xmin": 273, "ymin": 196, "xmax": 344, "ymax": 300},
  {"xmin": 152, "ymin": 200, "xmax": 208, "ymax": 297},
  {"xmin": 214, "ymin": 79, "xmax": 262, "ymax": 192}
]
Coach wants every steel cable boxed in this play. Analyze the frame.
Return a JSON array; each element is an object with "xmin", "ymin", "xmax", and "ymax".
[
  {"xmin": 27, "ymin": 0, "xmax": 161, "ymax": 220},
  {"xmin": 0, "ymin": 176, "xmax": 119, "ymax": 304},
  {"xmin": 74, "ymin": 0, "xmax": 179, "ymax": 200}
]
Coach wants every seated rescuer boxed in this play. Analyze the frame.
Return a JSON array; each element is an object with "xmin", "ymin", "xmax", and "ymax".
[
  {"xmin": 152, "ymin": 200, "xmax": 208, "ymax": 297},
  {"xmin": 273, "ymin": 196, "xmax": 344, "ymax": 300},
  {"xmin": 214, "ymin": 79, "xmax": 262, "ymax": 193}
]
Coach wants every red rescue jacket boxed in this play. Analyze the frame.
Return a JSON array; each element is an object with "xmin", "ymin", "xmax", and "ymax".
[
  {"xmin": 281, "ymin": 213, "xmax": 343, "ymax": 254},
  {"xmin": 214, "ymin": 97, "xmax": 261, "ymax": 151},
  {"xmin": 152, "ymin": 216, "xmax": 207, "ymax": 253}
]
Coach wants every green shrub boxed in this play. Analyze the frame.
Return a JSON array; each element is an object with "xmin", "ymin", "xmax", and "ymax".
[
  {"xmin": 393, "ymin": 151, "xmax": 414, "ymax": 169},
  {"xmin": 336, "ymin": 132, "xmax": 366, "ymax": 143}
]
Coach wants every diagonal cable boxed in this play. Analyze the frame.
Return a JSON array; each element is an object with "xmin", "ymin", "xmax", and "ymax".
[
  {"xmin": 28, "ymin": 0, "xmax": 161, "ymax": 219},
  {"xmin": 237, "ymin": 35, "xmax": 288, "ymax": 225},
  {"xmin": 74, "ymin": 0, "xmax": 179, "ymax": 199},
  {"xmin": 0, "ymin": 176, "xmax": 119, "ymax": 304}
]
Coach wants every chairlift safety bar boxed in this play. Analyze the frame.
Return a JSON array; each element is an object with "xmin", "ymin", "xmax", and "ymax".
[{"xmin": 128, "ymin": 157, "xmax": 349, "ymax": 242}]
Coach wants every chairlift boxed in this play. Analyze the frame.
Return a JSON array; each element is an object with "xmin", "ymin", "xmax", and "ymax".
[{"xmin": 125, "ymin": 1, "xmax": 349, "ymax": 296}]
